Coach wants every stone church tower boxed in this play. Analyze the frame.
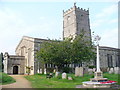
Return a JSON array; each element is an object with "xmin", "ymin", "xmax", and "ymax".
[{"xmin": 63, "ymin": 3, "xmax": 91, "ymax": 40}]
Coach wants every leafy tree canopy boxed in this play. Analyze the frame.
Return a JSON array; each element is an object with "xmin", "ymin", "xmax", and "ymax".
[{"xmin": 36, "ymin": 30, "xmax": 95, "ymax": 70}]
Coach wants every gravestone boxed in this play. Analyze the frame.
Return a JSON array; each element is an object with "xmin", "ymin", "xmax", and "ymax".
[
  {"xmin": 75, "ymin": 67, "xmax": 80, "ymax": 76},
  {"xmin": 37, "ymin": 69, "xmax": 40, "ymax": 73},
  {"xmin": 107, "ymin": 68, "xmax": 110, "ymax": 72},
  {"xmin": 114, "ymin": 67, "xmax": 120, "ymax": 74},
  {"xmin": 79, "ymin": 67, "xmax": 84, "ymax": 76},
  {"xmin": 84, "ymin": 67, "xmax": 88, "ymax": 74},
  {"xmin": 55, "ymin": 72, "xmax": 60, "ymax": 77},
  {"xmin": 40, "ymin": 68, "xmax": 42, "ymax": 74},
  {"xmin": 44, "ymin": 68, "xmax": 46, "ymax": 74},
  {"xmin": 62, "ymin": 72, "xmax": 67, "ymax": 79},
  {"xmin": 53, "ymin": 69, "xmax": 56, "ymax": 73},
  {"xmin": 109, "ymin": 68, "xmax": 114, "ymax": 74},
  {"xmin": 101, "ymin": 67, "xmax": 108, "ymax": 72},
  {"xmin": 75, "ymin": 67, "xmax": 84, "ymax": 76},
  {"xmin": 93, "ymin": 68, "xmax": 96, "ymax": 72},
  {"xmin": 88, "ymin": 69, "xmax": 93, "ymax": 75},
  {"xmin": 68, "ymin": 76, "xmax": 73, "ymax": 80}
]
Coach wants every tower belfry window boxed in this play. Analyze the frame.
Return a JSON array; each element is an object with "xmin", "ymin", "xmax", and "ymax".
[
  {"xmin": 67, "ymin": 16, "xmax": 70, "ymax": 20},
  {"xmin": 81, "ymin": 14, "xmax": 83, "ymax": 17}
]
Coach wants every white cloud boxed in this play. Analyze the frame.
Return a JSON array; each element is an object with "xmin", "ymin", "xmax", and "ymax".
[
  {"xmin": 0, "ymin": 8, "xmax": 26, "ymax": 54},
  {"xmin": 96, "ymin": 4, "xmax": 118, "ymax": 18},
  {"xmin": 91, "ymin": 4, "xmax": 118, "ymax": 48},
  {"xmin": 91, "ymin": 19, "xmax": 105, "ymax": 28},
  {"xmin": 108, "ymin": 18, "xmax": 118, "ymax": 24},
  {"xmin": 0, "ymin": 7, "xmax": 62, "ymax": 54},
  {"xmin": 91, "ymin": 18, "xmax": 117, "ymax": 29},
  {"xmin": 100, "ymin": 28, "xmax": 118, "ymax": 48},
  {"xmin": 91, "ymin": 4, "xmax": 117, "ymax": 29}
]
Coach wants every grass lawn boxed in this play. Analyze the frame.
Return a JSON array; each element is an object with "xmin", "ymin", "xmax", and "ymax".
[
  {"xmin": 0, "ymin": 72, "xmax": 16, "ymax": 85},
  {"xmin": 25, "ymin": 73, "xmax": 120, "ymax": 88}
]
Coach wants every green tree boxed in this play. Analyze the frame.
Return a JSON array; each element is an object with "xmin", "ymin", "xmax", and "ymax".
[
  {"xmin": 36, "ymin": 39, "xmax": 72, "ymax": 71},
  {"xmin": 71, "ymin": 31, "xmax": 95, "ymax": 65},
  {"xmin": 0, "ymin": 53, "xmax": 4, "ymax": 72},
  {"xmin": 36, "ymin": 30, "xmax": 95, "ymax": 71}
]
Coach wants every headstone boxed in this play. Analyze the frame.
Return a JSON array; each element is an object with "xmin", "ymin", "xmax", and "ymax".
[
  {"xmin": 88, "ymin": 69, "xmax": 93, "ymax": 75},
  {"xmin": 68, "ymin": 76, "xmax": 73, "ymax": 80},
  {"xmin": 114, "ymin": 67, "xmax": 120, "ymax": 74},
  {"xmin": 101, "ymin": 67, "xmax": 107, "ymax": 72},
  {"xmin": 37, "ymin": 69, "xmax": 40, "ymax": 73},
  {"xmin": 44, "ymin": 68, "xmax": 46, "ymax": 74},
  {"xmin": 75, "ymin": 67, "xmax": 84, "ymax": 76},
  {"xmin": 79, "ymin": 67, "xmax": 84, "ymax": 76},
  {"xmin": 109, "ymin": 68, "xmax": 114, "ymax": 74},
  {"xmin": 107, "ymin": 68, "xmax": 110, "ymax": 72},
  {"xmin": 53, "ymin": 69, "xmax": 56, "ymax": 73},
  {"xmin": 75, "ymin": 67, "xmax": 80, "ymax": 76},
  {"xmin": 84, "ymin": 67, "xmax": 88, "ymax": 74},
  {"xmin": 40, "ymin": 68, "xmax": 42, "ymax": 74},
  {"xmin": 55, "ymin": 72, "xmax": 60, "ymax": 77},
  {"xmin": 93, "ymin": 68, "xmax": 96, "ymax": 72},
  {"xmin": 62, "ymin": 72, "xmax": 67, "ymax": 79}
]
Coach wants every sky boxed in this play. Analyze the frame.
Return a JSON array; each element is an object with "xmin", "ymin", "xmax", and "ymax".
[{"xmin": 0, "ymin": 0, "xmax": 119, "ymax": 54}]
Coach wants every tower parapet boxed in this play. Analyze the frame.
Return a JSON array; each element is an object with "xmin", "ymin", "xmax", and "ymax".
[
  {"xmin": 63, "ymin": 4, "xmax": 89, "ymax": 16},
  {"xmin": 63, "ymin": 6, "xmax": 76, "ymax": 16}
]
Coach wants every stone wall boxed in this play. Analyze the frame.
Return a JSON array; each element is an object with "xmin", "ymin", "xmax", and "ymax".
[
  {"xmin": 99, "ymin": 46, "xmax": 119, "ymax": 68},
  {"xmin": 15, "ymin": 36, "xmax": 35, "ymax": 75},
  {"xmin": 3, "ymin": 53, "xmax": 25, "ymax": 75}
]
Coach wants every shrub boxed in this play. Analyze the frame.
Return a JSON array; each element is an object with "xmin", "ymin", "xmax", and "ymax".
[
  {"xmin": 62, "ymin": 67, "xmax": 72, "ymax": 73},
  {"xmin": 0, "ymin": 72, "xmax": 16, "ymax": 84},
  {"xmin": 88, "ymin": 65, "xmax": 95, "ymax": 69}
]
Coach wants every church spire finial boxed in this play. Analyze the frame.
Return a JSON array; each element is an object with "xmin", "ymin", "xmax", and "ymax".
[{"xmin": 74, "ymin": 2, "xmax": 76, "ymax": 6}]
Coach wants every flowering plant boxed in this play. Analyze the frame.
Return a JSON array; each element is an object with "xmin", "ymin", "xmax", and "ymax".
[{"xmin": 100, "ymin": 80, "xmax": 117, "ymax": 84}]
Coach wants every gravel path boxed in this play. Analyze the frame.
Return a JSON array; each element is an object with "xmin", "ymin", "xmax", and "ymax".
[{"xmin": 2, "ymin": 75, "xmax": 32, "ymax": 88}]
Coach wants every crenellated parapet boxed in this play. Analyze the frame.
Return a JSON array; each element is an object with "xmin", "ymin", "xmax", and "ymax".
[
  {"xmin": 63, "ymin": 4, "xmax": 89, "ymax": 16},
  {"xmin": 63, "ymin": 6, "xmax": 76, "ymax": 16}
]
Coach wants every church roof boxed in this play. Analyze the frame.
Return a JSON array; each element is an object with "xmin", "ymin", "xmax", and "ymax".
[
  {"xmin": 15, "ymin": 36, "xmax": 49, "ymax": 52},
  {"xmin": 99, "ymin": 46, "xmax": 120, "ymax": 51}
]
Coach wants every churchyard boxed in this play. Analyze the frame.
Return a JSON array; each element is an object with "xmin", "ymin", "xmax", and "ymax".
[
  {"xmin": 25, "ymin": 73, "xmax": 119, "ymax": 88},
  {"xmin": 25, "ymin": 67, "xmax": 120, "ymax": 88}
]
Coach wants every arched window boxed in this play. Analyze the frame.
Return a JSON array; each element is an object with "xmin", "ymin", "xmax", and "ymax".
[
  {"xmin": 67, "ymin": 16, "xmax": 70, "ymax": 24},
  {"xmin": 107, "ymin": 54, "xmax": 113, "ymax": 67}
]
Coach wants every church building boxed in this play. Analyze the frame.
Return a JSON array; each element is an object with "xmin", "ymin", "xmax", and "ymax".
[{"xmin": 3, "ymin": 4, "xmax": 120, "ymax": 75}]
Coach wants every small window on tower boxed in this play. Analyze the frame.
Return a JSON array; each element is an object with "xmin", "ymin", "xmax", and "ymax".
[{"xmin": 67, "ymin": 16, "xmax": 70, "ymax": 20}]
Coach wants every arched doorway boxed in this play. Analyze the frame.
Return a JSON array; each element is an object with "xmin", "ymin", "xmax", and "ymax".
[{"xmin": 13, "ymin": 66, "xmax": 18, "ymax": 74}]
